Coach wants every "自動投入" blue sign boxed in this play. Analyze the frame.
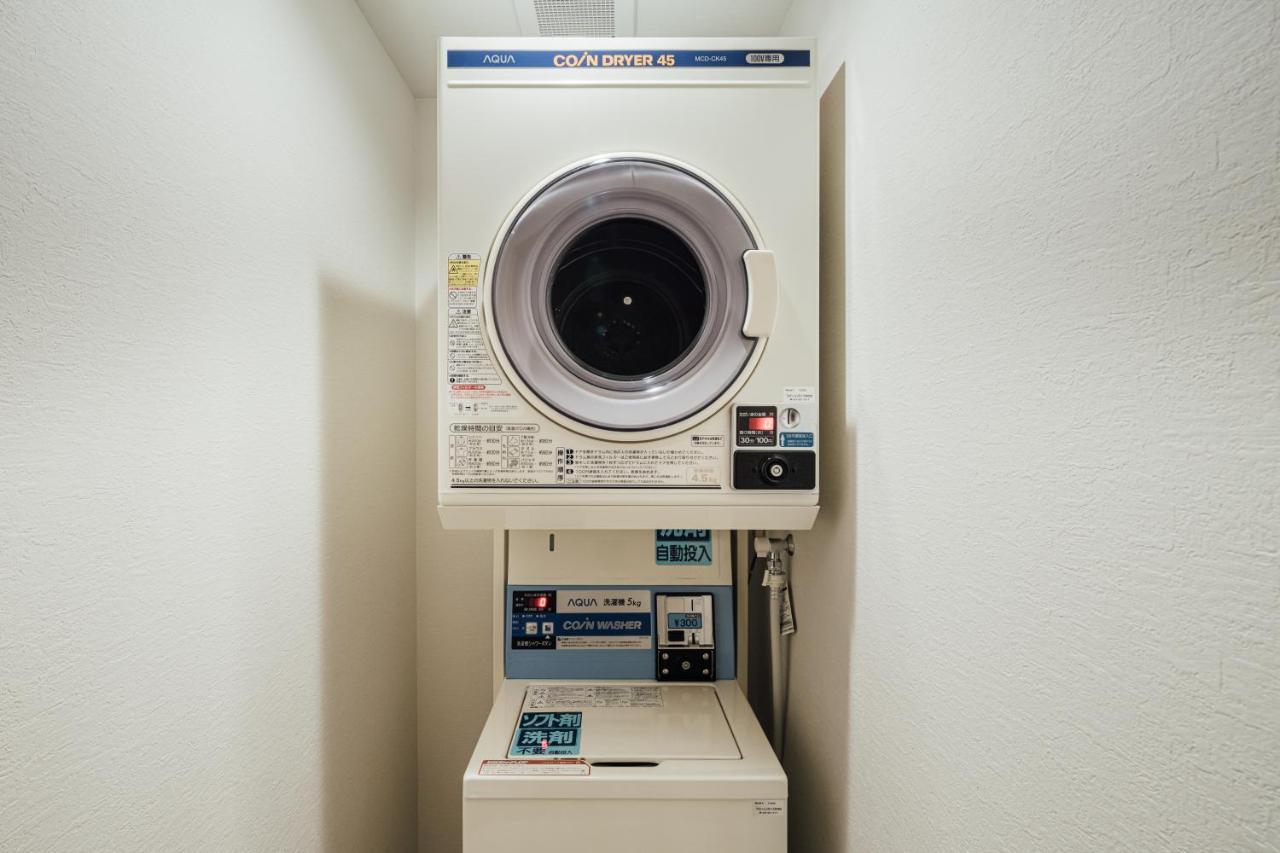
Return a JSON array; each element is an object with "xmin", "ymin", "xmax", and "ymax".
[{"xmin": 655, "ymin": 529, "xmax": 712, "ymax": 565}]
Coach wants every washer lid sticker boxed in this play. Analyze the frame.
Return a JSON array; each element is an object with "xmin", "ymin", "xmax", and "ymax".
[
  {"xmin": 479, "ymin": 758, "xmax": 590, "ymax": 776},
  {"xmin": 510, "ymin": 711, "xmax": 583, "ymax": 757}
]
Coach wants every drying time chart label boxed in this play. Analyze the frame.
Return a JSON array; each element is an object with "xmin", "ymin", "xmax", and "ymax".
[{"xmin": 450, "ymin": 430, "xmax": 722, "ymax": 488}]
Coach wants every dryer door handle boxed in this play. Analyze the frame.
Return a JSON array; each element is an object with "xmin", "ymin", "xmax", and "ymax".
[{"xmin": 742, "ymin": 249, "xmax": 778, "ymax": 338}]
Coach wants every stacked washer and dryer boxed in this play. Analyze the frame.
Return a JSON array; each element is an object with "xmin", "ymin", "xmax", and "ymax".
[{"xmin": 437, "ymin": 37, "xmax": 818, "ymax": 852}]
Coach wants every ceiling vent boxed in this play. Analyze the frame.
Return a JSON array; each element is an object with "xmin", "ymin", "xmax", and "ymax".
[{"xmin": 514, "ymin": 0, "xmax": 637, "ymax": 37}]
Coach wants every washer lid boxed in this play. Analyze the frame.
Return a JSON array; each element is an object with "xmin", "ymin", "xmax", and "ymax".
[
  {"xmin": 509, "ymin": 684, "xmax": 741, "ymax": 761},
  {"xmin": 490, "ymin": 157, "xmax": 760, "ymax": 434}
]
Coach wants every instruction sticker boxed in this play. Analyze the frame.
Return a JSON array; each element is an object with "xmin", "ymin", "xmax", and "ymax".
[
  {"xmin": 446, "ymin": 253, "xmax": 506, "ymax": 401},
  {"xmin": 526, "ymin": 685, "xmax": 663, "ymax": 710},
  {"xmin": 655, "ymin": 529, "xmax": 713, "ymax": 565},
  {"xmin": 479, "ymin": 759, "xmax": 590, "ymax": 777}
]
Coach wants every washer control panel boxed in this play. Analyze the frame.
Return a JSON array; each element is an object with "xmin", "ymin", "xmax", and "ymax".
[
  {"xmin": 510, "ymin": 590, "xmax": 557, "ymax": 650},
  {"xmin": 656, "ymin": 593, "xmax": 716, "ymax": 681}
]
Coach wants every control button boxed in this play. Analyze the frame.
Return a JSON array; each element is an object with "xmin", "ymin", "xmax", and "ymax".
[
  {"xmin": 541, "ymin": 622, "xmax": 554, "ymax": 635},
  {"xmin": 524, "ymin": 622, "xmax": 538, "ymax": 635},
  {"xmin": 781, "ymin": 407, "xmax": 801, "ymax": 429},
  {"xmin": 761, "ymin": 456, "xmax": 790, "ymax": 484}
]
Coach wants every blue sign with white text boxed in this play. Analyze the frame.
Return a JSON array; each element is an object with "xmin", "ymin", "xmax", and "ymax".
[
  {"xmin": 447, "ymin": 49, "xmax": 810, "ymax": 69},
  {"xmin": 520, "ymin": 712, "xmax": 582, "ymax": 729},
  {"xmin": 511, "ymin": 710, "xmax": 583, "ymax": 756},
  {"xmin": 655, "ymin": 529, "xmax": 713, "ymax": 565},
  {"xmin": 780, "ymin": 432, "xmax": 814, "ymax": 448},
  {"xmin": 510, "ymin": 728, "xmax": 580, "ymax": 756}
]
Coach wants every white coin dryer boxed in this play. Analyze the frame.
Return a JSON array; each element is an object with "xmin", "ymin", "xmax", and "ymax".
[{"xmin": 436, "ymin": 37, "xmax": 820, "ymax": 532}]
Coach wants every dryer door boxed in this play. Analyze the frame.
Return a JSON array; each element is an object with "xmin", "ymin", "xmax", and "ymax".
[{"xmin": 490, "ymin": 158, "xmax": 762, "ymax": 434}]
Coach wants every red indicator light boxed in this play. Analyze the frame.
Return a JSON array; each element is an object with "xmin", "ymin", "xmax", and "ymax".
[
  {"xmin": 747, "ymin": 416, "xmax": 775, "ymax": 431},
  {"xmin": 534, "ymin": 596, "xmax": 548, "ymax": 609}
]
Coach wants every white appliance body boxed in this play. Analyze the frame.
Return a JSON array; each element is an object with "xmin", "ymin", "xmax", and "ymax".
[
  {"xmin": 464, "ymin": 680, "xmax": 786, "ymax": 853},
  {"xmin": 437, "ymin": 38, "xmax": 820, "ymax": 530},
  {"xmin": 464, "ymin": 529, "xmax": 785, "ymax": 852}
]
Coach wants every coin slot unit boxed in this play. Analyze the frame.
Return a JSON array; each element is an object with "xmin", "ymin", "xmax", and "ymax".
[{"xmin": 655, "ymin": 593, "xmax": 716, "ymax": 682}]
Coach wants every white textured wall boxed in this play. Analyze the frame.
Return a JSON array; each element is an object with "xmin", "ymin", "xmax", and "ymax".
[
  {"xmin": 413, "ymin": 97, "xmax": 494, "ymax": 853},
  {"xmin": 0, "ymin": 2, "xmax": 418, "ymax": 850},
  {"xmin": 782, "ymin": 0, "xmax": 1280, "ymax": 850}
]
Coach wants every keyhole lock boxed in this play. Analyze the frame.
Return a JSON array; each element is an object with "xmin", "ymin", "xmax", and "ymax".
[{"xmin": 762, "ymin": 456, "xmax": 790, "ymax": 484}]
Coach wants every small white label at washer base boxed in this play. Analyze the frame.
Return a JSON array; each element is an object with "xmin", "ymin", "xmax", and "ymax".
[
  {"xmin": 754, "ymin": 799, "xmax": 784, "ymax": 817},
  {"xmin": 479, "ymin": 759, "xmax": 590, "ymax": 777},
  {"xmin": 783, "ymin": 386, "xmax": 816, "ymax": 404}
]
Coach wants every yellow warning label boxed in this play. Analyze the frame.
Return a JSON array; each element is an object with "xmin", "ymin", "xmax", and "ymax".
[{"xmin": 448, "ymin": 253, "xmax": 480, "ymax": 289}]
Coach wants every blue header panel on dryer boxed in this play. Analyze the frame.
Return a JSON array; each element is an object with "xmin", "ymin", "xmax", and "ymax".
[{"xmin": 447, "ymin": 49, "xmax": 810, "ymax": 69}]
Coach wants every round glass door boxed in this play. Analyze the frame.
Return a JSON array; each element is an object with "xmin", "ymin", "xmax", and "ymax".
[
  {"xmin": 490, "ymin": 158, "xmax": 758, "ymax": 433},
  {"xmin": 549, "ymin": 217, "xmax": 707, "ymax": 380}
]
